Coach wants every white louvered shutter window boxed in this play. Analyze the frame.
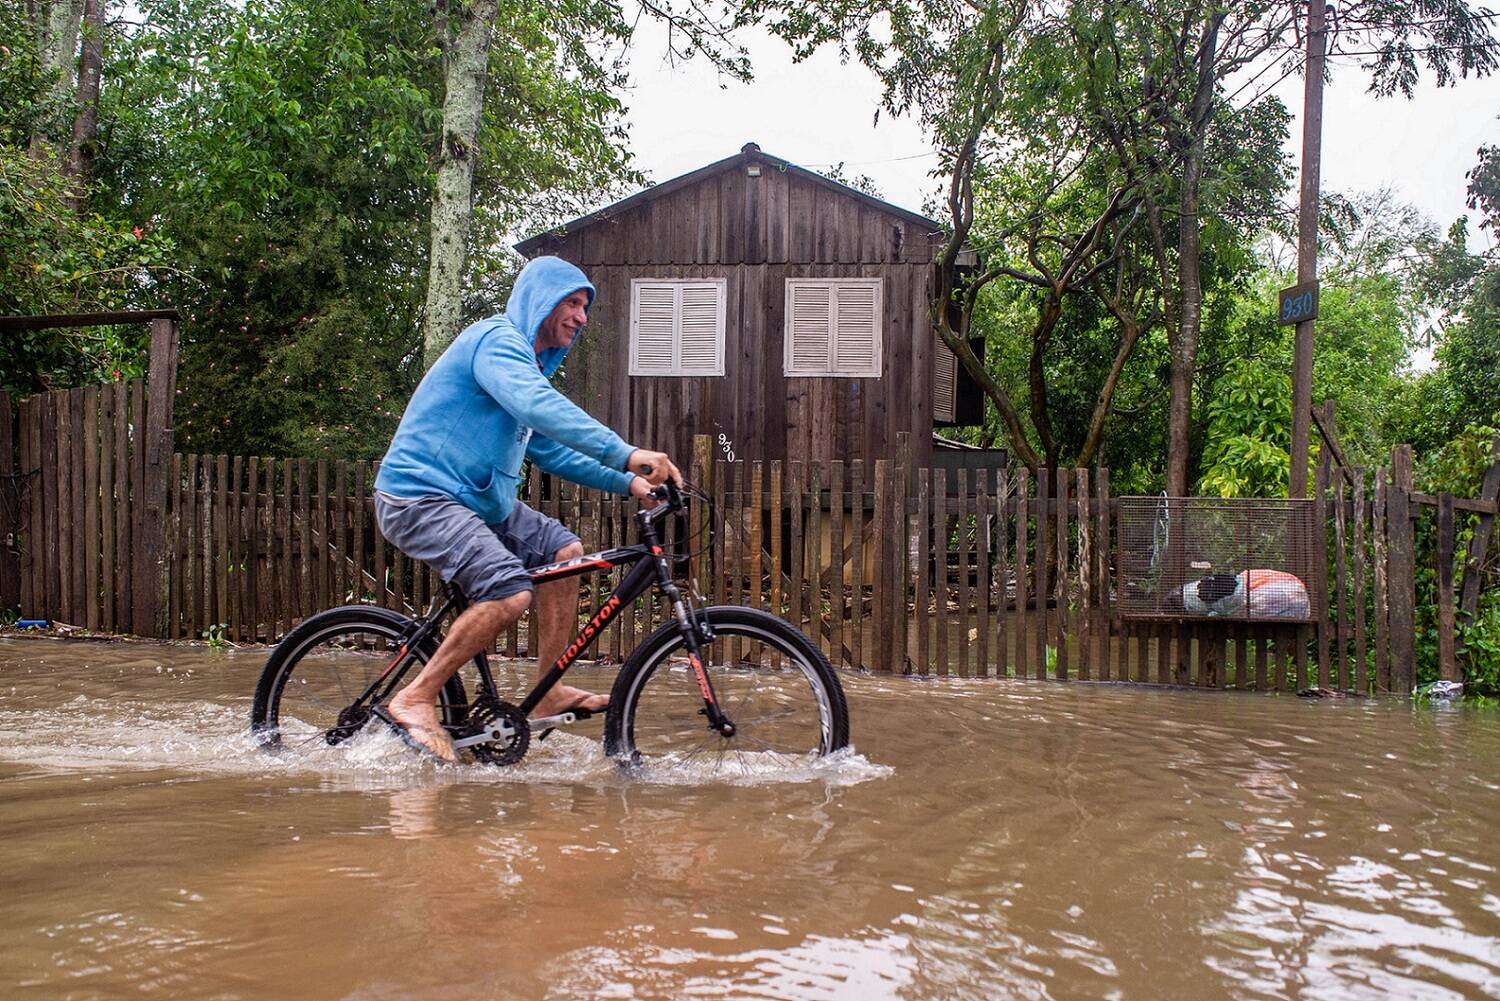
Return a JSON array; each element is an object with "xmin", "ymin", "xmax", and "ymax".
[
  {"xmin": 783, "ymin": 278, "xmax": 883, "ymax": 377},
  {"xmin": 679, "ymin": 283, "xmax": 721, "ymax": 371},
  {"xmin": 933, "ymin": 334, "xmax": 957, "ymax": 422},
  {"xmin": 788, "ymin": 283, "xmax": 831, "ymax": 374},
  {"xmin": 629, "ymin": 279, "xmax": 726, "ymax": 376}
]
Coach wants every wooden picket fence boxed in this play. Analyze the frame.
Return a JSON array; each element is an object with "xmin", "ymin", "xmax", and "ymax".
[
  {"xmin": 5, "ymin": 387, "xmax": 1497, "ymax": 693},
  {"xmin": 684, "ymin": 437, "xmax": 1493, "ymax": 692},
  {"xmin": 156, "ymin": 456, "xmax": 685, "ymax": 662}
]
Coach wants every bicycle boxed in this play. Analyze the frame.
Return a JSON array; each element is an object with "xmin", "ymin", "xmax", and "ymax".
[{"xmin": 249, "ymin": 481, "xmax": 850, "ymax": 769}]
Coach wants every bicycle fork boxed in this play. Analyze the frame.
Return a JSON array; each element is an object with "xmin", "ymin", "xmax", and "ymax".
[
  {"xmin": 668, "ymin": 581, "xmax": 735, "ymax": 738},
  {"xmin": 643, "ymin": 530, "xmax": 735, "ymax": 739}
]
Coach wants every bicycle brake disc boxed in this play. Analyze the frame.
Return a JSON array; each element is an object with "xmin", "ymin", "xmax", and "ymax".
[{"xmin": 458, "ymin": 696, "xmax": 530, "ymax": 766}]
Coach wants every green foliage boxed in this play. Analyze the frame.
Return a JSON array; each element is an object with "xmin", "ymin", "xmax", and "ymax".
[
  {"xmin": 203, "ymin": 622, "xmax": 229, "ymax": 648},
  {"xmin": 1387, "ymin": 211, "xmax": 1500, "ymax": 455},
  {"xmin": 1419, "ymin": 423, "xmax": 1500, "ymax": 497},
  {"xmin": 1197, "ymin": 359, "xmax": 1292, "ymax": 498},
  {"xmin": 0, "ymin": 148, "xmax": 174, "ymax": 393},
  {"xmin": 1409, "ymin": 425, "xmax": 1500, "ymax": 693},
  {"xmin": 0, "ymin": 1, "xmax": 46, "ymax": 146},
  {"xmin": 1456, "ymin": 593, "xmax": 1500, "ymax": 695},
  {"xmin": 0, "ymin": 1, "xmax": 177, "ymax": 394},
  {"xmin": 77, "ymin": 0, "xmax": 642, "ymax": 457}
]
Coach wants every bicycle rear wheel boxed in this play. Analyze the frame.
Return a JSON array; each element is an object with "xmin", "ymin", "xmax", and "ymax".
[
  {"xmin": 250, "ymin": 605, "xmax": 467, "ymax": 753},
  {"xmin": 603, "ymin": 606, "xmax": 849, "ymax": 770}
]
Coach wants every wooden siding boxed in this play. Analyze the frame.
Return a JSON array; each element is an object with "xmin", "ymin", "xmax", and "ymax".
[
  {"xmin": 559, "ymin": 262, "xmax": 936, "ymax": 468},
  {"xmin": 531, "ymin": 168, "xmax": 943, "ymax": 268},
  {"xmin": 526, "ymin": 155, "xmax": 949, "ymax": 468}
]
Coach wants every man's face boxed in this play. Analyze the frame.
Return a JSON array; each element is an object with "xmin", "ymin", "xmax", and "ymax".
[{"xmin": 536, "ymin": 290, "xmax": 589, "ymax": 353}]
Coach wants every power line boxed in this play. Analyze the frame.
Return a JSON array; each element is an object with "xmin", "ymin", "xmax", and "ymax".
[
  {"xmin": 1335, "ymin": 10, "xmax": 1500, "ymax": 32},
  {"xmin": 1225, "ymin": 54, "xmax": 1303, "ymax": 106},
  {"xmin": 800, "ymin": 150, "xmax": 939, "ymax": 169},
  {"xmin": 1330, "ymin": 39, "xmax": 1500, "ymax": 57}
]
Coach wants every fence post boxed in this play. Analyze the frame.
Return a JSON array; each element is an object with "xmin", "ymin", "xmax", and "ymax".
[
  {"xmin": 1374, "ymin": 468, "xmax": 1390, "ymax": 692},
  {"xmin": 1438, "ymin": 491, "xmax": 1458, "ymax": 682},
  {"xmin": 135, "ymin": 317, "xmax": 179, "ymax": 636},
  {"xmin": 1387, "ymin": 445, "xmax": 1416, "ymax": 694},
  {"xmin": 1314, "ymin": 402, "xmax": 1332, "ymax": 687},
  {"xmin": 873, "ymin": 459, "xmax": 893, "ymax": 672},
  {"xmin": 690, "ymin": 434, "xmax": 713, "ymax": 598},
  {"xmin": 0, "ymin": 392, "xmax": 14, "ymax": 612},
  {"xmin": 1457, "ymin": 433, "xmax": 1500, "ymax": 634},
  {"xmin": 895, "ymin": 432, "xmax": 911, "ymax": 674}
]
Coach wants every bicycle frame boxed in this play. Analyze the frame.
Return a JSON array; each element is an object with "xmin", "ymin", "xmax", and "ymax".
[{"xmin": 356, "ymin": 489, "xmax": 733, "ymax": 736}]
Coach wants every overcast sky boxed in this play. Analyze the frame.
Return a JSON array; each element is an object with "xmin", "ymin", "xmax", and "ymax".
[{"xmin": 616, "ymin": 25, "xmax": 1500, "ymax": 253}]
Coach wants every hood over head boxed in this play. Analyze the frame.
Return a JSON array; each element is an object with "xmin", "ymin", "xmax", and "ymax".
[{"xmin": 505, "ymin": 256, "xmax": 596, "ymax": 376}]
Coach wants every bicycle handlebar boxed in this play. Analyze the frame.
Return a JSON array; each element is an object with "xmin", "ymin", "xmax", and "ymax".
[{"xmin": 649, "ymin": 480, "xmax": 683, "ymax": 511}]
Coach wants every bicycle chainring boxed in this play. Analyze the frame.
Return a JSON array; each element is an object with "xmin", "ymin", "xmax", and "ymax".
[
  {"xmin": 464, "ymin": 696, "xmax": 530, "ymax": 766},
  {"xmin": 326, "ymin": 704, "xmax": 371, "ymax": 746}
]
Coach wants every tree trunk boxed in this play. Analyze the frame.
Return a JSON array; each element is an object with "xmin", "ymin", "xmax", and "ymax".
[
  {"xmin": 1078, "ymin": 310, "xmax": 1144, "ymax": 468},
  {"xmin": 28, "ymin": 0, "xmax": 85, "ymax": 161},
  {"xmin": 1164, "ymin": 15, "xmax": 1221, "ymax": 498},
  {"xmin": 1028, "ymin": 291, "xmax": 1064, "ymax": 465},
  {"xmin": 64, "ymin": 0, "xmax": 105, "ymax": 210},
  {"xmin": 421, "ymin": 0, "xmax": 499, "ymax": 368},
  {"xmin": 1165, "ymin": 144, "xmax": 1203, "ymax": 498}
]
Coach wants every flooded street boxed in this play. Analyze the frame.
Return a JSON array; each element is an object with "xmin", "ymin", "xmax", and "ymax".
[{"xmin": 2, "ymin": 636, "xmax": 1498, "ymax": 1000}]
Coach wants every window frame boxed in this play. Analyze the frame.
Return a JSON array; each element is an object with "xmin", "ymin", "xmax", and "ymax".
[
  {"xmin": 628, "ymin": 277, "xmax": 727, "ymax": 377},
  {"xmin": 782, "ymin": 277, "xmax": 884, "ymax": 378}
]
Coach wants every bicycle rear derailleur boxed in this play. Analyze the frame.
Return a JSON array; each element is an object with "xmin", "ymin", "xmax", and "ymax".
[{"xmin": 453, "ymin": 696, "xmax": 530, "ymax": 766}]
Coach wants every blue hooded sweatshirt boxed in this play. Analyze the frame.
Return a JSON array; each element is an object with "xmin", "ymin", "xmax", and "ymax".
[{"xmin": 375, "ymin": 256, "xmax": 636, "ymax": 524}]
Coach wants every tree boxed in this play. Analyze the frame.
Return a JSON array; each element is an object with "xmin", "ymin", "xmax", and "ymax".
[
  {"xmin": 24, "ymin": 0, "xmax": 83, "ymax": 161},
  {"xmin": 421, "ymin": 0, "xmax": 501, "ymax": 367},
  {"xmin": 87, "ymin": 0, "xmax": 645, "ymax": 455},
  {"xmin": 0, "ymin": 1, "xmax": 173, "ymax": 393},
  {"xmin": 765, "ymin": 0, "xmax": 1497, "ymax": 489},
  {"xmin": 419, "ymin": 0, "xmax": 751, "ymax": 365},
  {"xmin": 1082, "ymin": 0, "xmax": 1495, "ymax": 495},
  {"xmin": 1195, "ymin": 189, "xmax": 1442, "ymax": 496},
  {"xmin": 63, "ymin": 0, "xmax": 105, "ymax": 209},
  {"xmin": 749, "ymin": 1, "xmax": 1295, "ymax": 476}
]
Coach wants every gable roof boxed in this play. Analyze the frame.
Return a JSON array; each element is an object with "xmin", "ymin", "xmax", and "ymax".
[{"xmin": 515, "ymin": 142, "xmax": 946, "ymax": 256}]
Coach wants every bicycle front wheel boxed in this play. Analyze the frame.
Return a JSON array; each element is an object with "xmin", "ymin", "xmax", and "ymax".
[
  {"xmin": 250, "ymin": 605, "xmax": 468, "ymax": 753},
  {"xmin": 603, "ymin": 606, "xmax": 850, "ymax": 770}
]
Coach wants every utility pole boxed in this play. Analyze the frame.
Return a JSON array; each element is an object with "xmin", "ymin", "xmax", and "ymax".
[{"xmin": 1289, "ymin": 0, "xmax": 1327, "ymax": 498}]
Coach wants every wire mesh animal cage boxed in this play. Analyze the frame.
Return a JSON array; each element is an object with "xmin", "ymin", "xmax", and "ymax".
[{"xmin": 1116, "ymin": 497, "xmax": 1322, "ymax": 622}]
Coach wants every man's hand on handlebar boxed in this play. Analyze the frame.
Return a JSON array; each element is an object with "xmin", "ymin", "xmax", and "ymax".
[
  {"xmin": 626, "ymin": 448, "xmax": 682, "ymax": 488},
  {"xmin": 626, "ymin": 449, "xmax": 681, "ymax": 511},
  {"xmin": 628, "ymin": 474, "xmax": 661, "ymax": 508}
]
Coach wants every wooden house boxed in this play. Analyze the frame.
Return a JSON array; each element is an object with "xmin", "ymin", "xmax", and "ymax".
[{"xmin": 516, "ymin": 143, "xmax": 984, "ymax": 469}]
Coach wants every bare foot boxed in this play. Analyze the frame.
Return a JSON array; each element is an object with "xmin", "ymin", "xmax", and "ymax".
[
  {"xmin": 386, "ymin": 690, "xmax": 458, "ymax": 762},
  {"xmin": 531, "ymin": 684, "xmax": 608, "ymax": 719}
]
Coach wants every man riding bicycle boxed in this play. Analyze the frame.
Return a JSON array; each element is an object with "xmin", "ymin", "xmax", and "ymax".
[{"xmin": 374, "ymin": 256, "xmax": 680, "ymax": 761}]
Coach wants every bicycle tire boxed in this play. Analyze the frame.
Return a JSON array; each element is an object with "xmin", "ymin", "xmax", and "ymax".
[
  {"xmin": 602, "ymin": 606, "xmax": 850, "ymax": 769},
  {"xmin": 250, "ymin": 605, "xmax": 468, "ymax": 753}
]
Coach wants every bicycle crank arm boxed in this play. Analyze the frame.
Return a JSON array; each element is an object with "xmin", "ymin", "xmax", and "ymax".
[
  {"xmin": 532, "ymin": 707, "xmax": 601, "ymax": 742},
  {"xmin": 451, "ymin": 723, "xmax": 519, "ymax": 752}
]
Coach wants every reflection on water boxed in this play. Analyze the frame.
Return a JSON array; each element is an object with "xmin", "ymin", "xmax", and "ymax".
[{"xmin": 2, "ymin": 636, "xmax": 1499, "ymax": 999}]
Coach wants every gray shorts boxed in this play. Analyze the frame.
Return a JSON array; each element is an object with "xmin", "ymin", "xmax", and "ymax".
[{"xmin": 374, "ymin": 492, "xmax": 580, "ymax": 603}]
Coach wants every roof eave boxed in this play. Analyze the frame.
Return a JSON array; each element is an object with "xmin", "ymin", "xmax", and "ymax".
[{"xmin": 515, "ymin": 145, "xmax": 951, "ymax": 256}]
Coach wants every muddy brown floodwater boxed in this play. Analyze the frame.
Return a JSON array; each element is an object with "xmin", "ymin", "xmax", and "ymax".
[{"xmin": 2, "ymin": 636, "xmax": 1499, "ymax": 1000}]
